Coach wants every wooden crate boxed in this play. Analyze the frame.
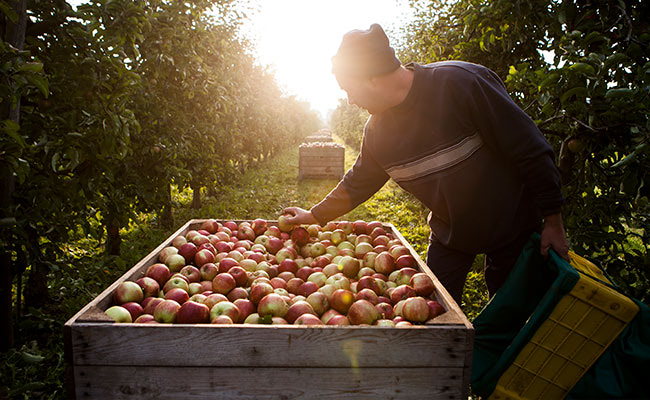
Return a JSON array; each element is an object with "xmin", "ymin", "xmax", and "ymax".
[
  {"xmin": 298, "ymin": 145, "xmax": 345, "ymax": 180},
  {"xmin": 64, "ymin": 219, "xmax": 474, "ymax": 399}
]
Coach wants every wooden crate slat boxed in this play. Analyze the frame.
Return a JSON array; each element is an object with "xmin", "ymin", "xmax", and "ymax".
[
  {"xmin": 73, "ymin": 365, "xmax": 467, "ymax": 400},
  {"xmin": 69, "ymin": 323, "xmax": 471, "ymax": 368}
]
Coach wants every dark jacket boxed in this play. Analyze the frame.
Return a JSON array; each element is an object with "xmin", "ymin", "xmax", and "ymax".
[{"xmin": 312, "ymin": 61, "xmax": 564, "ymax": 254}]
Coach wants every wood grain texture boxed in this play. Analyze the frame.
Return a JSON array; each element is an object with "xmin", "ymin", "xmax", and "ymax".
[
  {"xmin": 73, "ymin": 365, "xmax": 467, "ymax": 400},
  {"xmin": 69, "ymin": 323, "xmax": 471, "ymax": 368}
]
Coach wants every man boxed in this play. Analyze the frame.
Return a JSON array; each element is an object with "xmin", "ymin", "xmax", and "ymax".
[{"xmin": 283, "ymin": 24, "xmax": 569, "ymax": 305}]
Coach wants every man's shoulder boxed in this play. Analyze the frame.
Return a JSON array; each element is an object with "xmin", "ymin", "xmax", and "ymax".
[{"xmin": 414, "ymin": 61, "xmax": 503, "ymax": 89}]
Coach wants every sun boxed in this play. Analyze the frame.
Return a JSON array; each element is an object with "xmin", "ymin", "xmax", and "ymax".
[{"xmin": 242, "ymin": 0, "xmax": 413, "ymax": 118}]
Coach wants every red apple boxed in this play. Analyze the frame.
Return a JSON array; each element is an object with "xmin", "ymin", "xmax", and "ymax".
[
  {"xmin": 290, "ymin": 226, "xmax": 310, "ymax": 246},
  {"xmin": 410, "ymin": 273, "xmax": 435, "ymax": 297},
  {"xmin": 200, "ymin": 263, "xmax": 219, "ymax": 281},
  {"xmin": 284, "ymin": 300, "xmax": 316, "ymax": 323},
  {"xmin": 374, "ymin": 251, "xmax": 396, "ymax": 275},
  {"xmin": 172, "ymin": 235, "xmax": 188, "ymax": 248},
  {"xmin": 347, "ymin": 299, "xmax": 381, "ymax": 325},
  {"xmin": 146, "ymin": 263, "xmax": 171, "ymax": 286},
  {"xmin": 249, "ymin": 281, "xmax": 274, "ymax": 304},
  {"xmin": 402, "ymin": 296, "xmax": 429, "ymax": 323},
  {"xmin": 176, "ymin": 300, "xmax": 210, "ymax": 324},
  {"xmin": 194, "ymin": 249, "xmax": 215, "ymax": 267},
  {"xmin": 212, "ymin": 273, "xmax": 236, "ymax": 295},
  {"xmin": 427, "ymin": 300, "xmax": 446, "ymax": 319},
  {"xmin": 165, "ymin": 253, "xmax": 186, "ymax": 273},
  {"xmin": 390, "ymin": 284, "xmax": 417, "ymax": 304},
  {"xmin": 375, "ymin": 302, "xmax": 395, "ymax": 320},
  {"xmin": 396, "ymin": 254, "xmax": 417, "ymax": 269},
  {"xmin": 228, "ymin": 266, "xmax": 248, "ymax": 287},
  {"xmin": 352, "ymin": 220, "xmax": 368, "ymax": 234},
  {"xmin": 178, "ymin": 242, "xmax": 198, "ymax": 263},
  {"xmin": 337, "ymin": 256, "xmax": 360, "ymax": 279},
  {"xmin": 142, "ymin": 297, "xmax": 164, "ymax": 315},
  {"xmin": 330, "ymin": 289, "xmax": 355, "ymax": 314},
  {"xmin": 326, "ymin": 315, "xmax": 350, "ymax": 325},
  {"xmin": 277, "ymin": 215, "xmax": 295, "ymax": 232},
  {"xmin": 356, "ymin": 275, "xmax": 381, "ymax": 295},
  {"xmin": 211, "ymin": 315, "xmax": 234, "ymax": 324},
  {"xmin": 163, "ymin": 276, "xmax": 189, "ymax": 294},
  {"xmin": 233, "ymin": 298, "xmax": 255, "ymax": 323},
  {"xmin": 355, "ymin": 288, "xmax": 379, "ymax": 304},
  {"xmin": 134, "ymin": 314, "xmax": 157, "ymax": 324},
  {"xmin": 153, "ymin": 299, "xmax": 181, "ymax": 323},
  {"xmin": 218, "ymin": 257, "xmax": 240, "ymax": 273},
  {"xmin": 158, "ymin": 246, "xmax": 179, "ymax": 263},
  {"xmin": 135, "ymin": 277, "xmax": 160, "ymax": 298},
  {"xmin": 164, "ymin": 287, "xmax": 189, "ymax": 304},
  {"xmin": 227, "ymin": 287, "xmax": 248, "ymax": 302},
  {"xmin": 294, "ymin": 313, "xmax": 324, "ymax": 325},
  {"xmin": 297, "ymin": 281, "xmax": 319, "ymax": 297},
  {"xmin": 121, "ymin": 301, "xmax": 143, "ymax": 321},
  {"xmin": 257, "ymin": 293, "xmax": 289, "ymax": 318},
  {"xmin": 210, "ymin": 301, "xmax": 240, "ymax": 323},
  {"xmin": 180, "ymin": 265, "xmax": 201, "ymax": 283},
  {"xmin": 306, "ymin": 291, "xmax": 329, "ymax": 315}
]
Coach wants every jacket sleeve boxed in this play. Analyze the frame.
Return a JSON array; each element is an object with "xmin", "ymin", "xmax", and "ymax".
[
  {"xmin": 461, "ymin": 67, "xmax": 565, "ymax": 216},
  {"xmin": 310, "ymin": 126, "xmax": 390, "ymax": 225}
]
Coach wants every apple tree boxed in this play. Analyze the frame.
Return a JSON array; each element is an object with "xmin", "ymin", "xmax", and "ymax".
[{"xmin": 329, "ymin": 98, "xmax": 369, "ymax": 151}]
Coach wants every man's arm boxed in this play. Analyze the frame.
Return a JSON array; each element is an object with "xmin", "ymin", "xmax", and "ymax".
[{"xmin": 282, "ymin": 133, "xmax": 390, "ymax": 226}]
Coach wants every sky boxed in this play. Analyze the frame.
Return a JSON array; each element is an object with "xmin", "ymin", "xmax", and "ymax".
[{"xmin": 239, "ymin": 0, "xmax": 415, "ymax": 119}]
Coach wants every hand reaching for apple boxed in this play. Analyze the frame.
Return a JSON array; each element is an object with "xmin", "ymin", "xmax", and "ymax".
[{"xmin": 281, "ymin": 207, "xmax": 318, "ymax": 226}]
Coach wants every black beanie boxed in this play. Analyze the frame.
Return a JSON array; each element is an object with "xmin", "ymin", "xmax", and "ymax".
[{"xmin": 331, "ymin": 24, "xmax": 401, "ymax": 78}]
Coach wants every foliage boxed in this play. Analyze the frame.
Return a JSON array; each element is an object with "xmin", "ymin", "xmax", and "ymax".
[
  {"xmin": 402, "ymin": 0, "xmax": 650, "ymax": 303},
  {"xmin": 329, "ymin": 98, "xmax": 369, "ymax": 151}
]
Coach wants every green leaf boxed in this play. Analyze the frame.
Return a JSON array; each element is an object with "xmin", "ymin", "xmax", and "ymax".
[
  {"xmin": 3, "ymin": 119, "xmax": 26, "ymax": 148},
  {"xmin": 0, "ymin": 0, "xmax": 18, "ymax": 23},
  {"xmin": 18, "ymin": 62, "xmax": 43, "ymax": 73},
  {"xmin": 568, "ymin": 62, "xmax": 595, "ymax": 76},
  {"xmin": 561, "ymin": 86, "xmax": 587, "ymax": 103},
  {"xmin": 605, "ymin": 88, "xmax": 633, "ymax": 99},
  {"xmin": 26, "ymin": 74, "xmax": 49, "ymax": 97}
]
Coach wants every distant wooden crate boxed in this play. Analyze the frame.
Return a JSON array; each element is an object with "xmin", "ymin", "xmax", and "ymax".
[
  {"xmin": 298, "ymin": 144, "xmax": 345, "ymax": 180},
  {"xmin": 305, "ymin": 134, "xmax": 333, "ymax": 142},
  {"xmin": 64, "ymin": 219, "xmax": 474, "ymax": 400}
]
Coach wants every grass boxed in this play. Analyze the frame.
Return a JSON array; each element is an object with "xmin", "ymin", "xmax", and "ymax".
[{"xmin": 1, "ymin": 137, "xmax": 489, "ymax": 399}]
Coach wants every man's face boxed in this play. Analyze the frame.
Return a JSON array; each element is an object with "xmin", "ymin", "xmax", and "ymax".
[{"xmin": 335, "ymin": 73, "xmax": 383, "ymax": 114}]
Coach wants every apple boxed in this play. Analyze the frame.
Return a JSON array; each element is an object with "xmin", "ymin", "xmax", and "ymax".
[
  {"xmin": 325, "ymin": 274, "xmax": 351, "ymax": 291},
  {"xmin": 227, "ymin": 266, "xmax": 248, "ymax": 287},
  {"xmin": 199, "ymin": 263, "xmax": 220, "ymax": 281},
  {"xmin": 203, "ymin": 293, "xmax": 229, "ymax": 310},
  {"xmin": 164, "ymin": 253, "xmax": 186, "ymax": 273},
  {"xmin": 177, "ymin": 242, "xmax": 198, "ymax": 264},
  {"xmin": 326, "ymin": 315, "xmax": 350, "ymax": 325},
  {"xmin": 306, "ymin": 291, "xmax": 329, "ymax": 315},
  {"xmin": 172, "ymin": 235, "xmax": 188, "ymax": 248},
  {"xmin": 396, "ymin": 321, "xmax": 413, "ymax": 327},
  {"xmin": 270, "ymin": 277, "xmax": 288, "ymax": 290},
  {"xmin": 189, "ymin": 293, "xmax": 207, "ymax": 303},
  {"xmin": 188, "ymin": 282, "xmax": 204, "ymax": 296},
  {"xmin": 243, "ymin": 313, "xmax": 261, "ymax": 324},
  {"xmin": 194, "ymin": 249, "xmax": 215, "ymax": 267},
  {"xmin": 427, "ymin": 300, "xmax": 446, "ymax": 319},
  {"xmin": 310, "ymin": 242, "xmax": 326, "ymax": 258},
  {"xmin": 297, "ymin": 281, "xmax": 319, "ymax": 297},
  {"xmin": 214, "ymin": 241, "xmax": 233, "ymax": 254},
  {"xmin": 192, "ymin": 234, "xmax": 210, "ymax": 247},
  {"xmin": 330, "ymin": 229, "xmax": 346, "ymax": 246},
  {"xmin": 211, "ymin": 315, "xmax": 234, "ymax": 324},
  {"xmin": 210, "ymin": 301, "xmax": 240, "ymax": 323},
  {"xmin": 264, "ymin": 225, "xmax": 281, "ymax": 238},
  {"xmin": 153, "ymin": 299, "xmax": 181, "ymax": 323},
  {"xmin": 374, "ymin": 251, "xmax": 396, "ymax": 275},
  {"xmin": 330, "ymin": 289, "xmax": 355, "ymax": 314},
  {"xmin": 354, "ymin": 242, "xmax": 374, "ymax": 259},
  {"xmin": 307, "ymin": 271, "xmax": 327, "ymax": 287},
  {"xmin": 275, "ymin": 248, "xmax": 294, "ymax": 264},
  {"xmin": 134, "ymin": 314, "xmax": 157, "ymax": 324},
  {"xmin": 227, "ymin": 250, "xmax": 244, "ymax": 263},
  {"xmin": 120, "ymin": 302, "xmax": 143, "ymax": 321},
  {"xmin": 249, "ymin": 281, "xmax": 274, "ymax": 304},
  {"xmin": 277, "ymin": 215, "xmax": 295, "ymax": 233},
  {"xmin": 218, "ymin": 257, "xmax": 240, "ymax": 274},
  {"xmin": 239, "ymin": 259, "xmax": 258, "ymax": 273},
  {"xmin": 410, "ymin": 273, "xmax": 435, "ymax": 297},
  {"xmin": 266, "ymin": 237, "xmax": 284, "ymax": 254},
  {"xmin": 227, "ymin": 287, "xmax": 249, "ymax": 302},
  {"xmin": 375, "ymin": 302, "xmax": 395, "ymax": 320},
  {"xmin": 250, "ymin": 218, "xmax": 268, "ymax": 236},
  {"xmin": 322, "ymin": 263, "xmax": 341, "ymax": 277},
  {"xmin": 388, "ymin": 245, "xmax": 410, "ymax": 259},
  {"xmin": 113, "ymin": 281, "xmax": 144, "ymax": 305},
  {"xmin": 391, "ymin": 267, "xmax": 419, "ymax": 286},
  {"xmin": 142, "ymin": 297, "xmax": 164, "ymax": 315},
  {"xmin": 135, "ymin": 277, "xmax": 160, "ymax": 298},
  {"xmin": 164, "ymin": 287, "xmax": 189, "ymax": 304},
  {"xmin": 158, "ymin": 246, "xmax": 179, "ymax": 263},
  {"xmin": 347, "ymin": 299, "xmax": 381, "ymax": 325},
  {"xmin": 355, "ymin": 288, "xmax": 379, "ymax": 305},
  {"xmin": 290, "ymin": 226, "xmax": 310, "ymax": 246},
  {"xmin": 163, "ymin": 276, "xmax": 189, "ymax": 294},
  {"xmin": 369, "ymin": 226, "xmax": 387, "ymax": 239},
  {"xmin": 237, "ymin": 225, "xmax": 256, "ymax": 241},
  {"xmin": 390, "ymin": 284, "xmax": 417, "ymax": 304},
  {"xmin": 352, "ymin": 220, "xmax": 368, "ymax": 234},
  {"xmin": 175, "ymin": 300, "xmax": 210, "ymax": 324},
  {"xmin": 402, "ymin": 296, "xmax": 429, "ymax": 323},
  {"xmin": 105, "ymin": 305, "xmax": 132, "ymax": 323},
  {"xmin": 337, "ymin": 256, "xmax": 360, "ymax": 279},
  {"xmin": 212, "ymin": 273, "xmax": 236, "ymax": 295},
  {"xmin": 179, "ymin": 265, "xmax": 201, "ymax": 283},
  {"xmin": 396, "ymin": 254, "xmax": 417, "ymax": 269},
  {"xmin": 233, "ymin": 298, "xmax": 255, "ymax": 323},
  {"xmin": 320, "ymin": 308, "xmax": 342, "ymax": 324},
  {"xmin": 146, "ymin": 263, "xmax": 171, "ymax": 286},
  {"xmin": 294, "ymin": 313, "xmax": 324, "ymax": 325},
  {"xmin": 257, "ymin": 293, "xmax": 289, "ymax": 318},
  {"xmin": 356, "ymin": 275, "xmax": 381, "ymax": 295}
]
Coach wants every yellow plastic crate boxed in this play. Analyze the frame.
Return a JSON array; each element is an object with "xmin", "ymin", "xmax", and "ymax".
[{"xmin": 488, "ymin": 252, "xmax": 640, "ymax": 400}]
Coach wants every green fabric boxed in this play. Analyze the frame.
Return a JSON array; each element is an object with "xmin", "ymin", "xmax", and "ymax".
[{"xmin": 470, "ymin": 233, "xmax": 650, "ymax": 399}]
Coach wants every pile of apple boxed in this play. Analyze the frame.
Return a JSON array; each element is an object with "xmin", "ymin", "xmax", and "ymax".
[
  {"xmin": 105, "ymin": 218, "xmax": 446, "ymax": 327},
  {"xmin": 299, "ymin": 142, "xmax": 344, "ymax": 149}
]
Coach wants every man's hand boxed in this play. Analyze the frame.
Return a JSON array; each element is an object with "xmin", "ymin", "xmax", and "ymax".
[
  {"xmin": 540, "ymin": 212, "xmax": 570, "ymax": 261},
  {"xmin": 281, "ymin": 207, "xmax": 318, "ymax": 226}
]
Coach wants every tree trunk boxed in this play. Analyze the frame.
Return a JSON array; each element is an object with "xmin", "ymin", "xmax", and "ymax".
[
  {"xmin": 23, "ymin": 227, "xmax": 49, "ymax": 309},
  {"xmin": 190, "ymin": 179, "xmax": 202, "ymax": 209},
  {"xmin": 105, "ymin": 215, "xmax": 121, "ymax": 256},
  {"xmin": 0, "ymin": 0, "xmax": 27, "ymax": 351},
  {"xmin": 160, "ymin": 182, "xmax": 173, "ymax": 229}
]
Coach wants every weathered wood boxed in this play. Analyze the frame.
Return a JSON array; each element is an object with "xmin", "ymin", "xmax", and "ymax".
[
  {"xmin": 298, "ymin": 146, "xmax": 345, "ymax": 180},
  {"xmin": 69, "ymin": 323, "xmax": 470, "ymax": 368},
  {"xmin": 73, "ymin": 365, "xmax": 467, "ymax": 400}
]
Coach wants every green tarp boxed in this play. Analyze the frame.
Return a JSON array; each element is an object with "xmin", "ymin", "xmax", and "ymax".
[{"xmin": 470, "ymin": 233, "xmax": 650, "ymax": 399}]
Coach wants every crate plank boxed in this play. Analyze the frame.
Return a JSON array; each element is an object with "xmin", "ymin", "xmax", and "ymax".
[
  {"xmin": 73, "ymin": 365, "xmax": 467, "ymax": 400},
  {"xmin": 69, "ymin": 323, "xmax": 471, "ymax": 368}
]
